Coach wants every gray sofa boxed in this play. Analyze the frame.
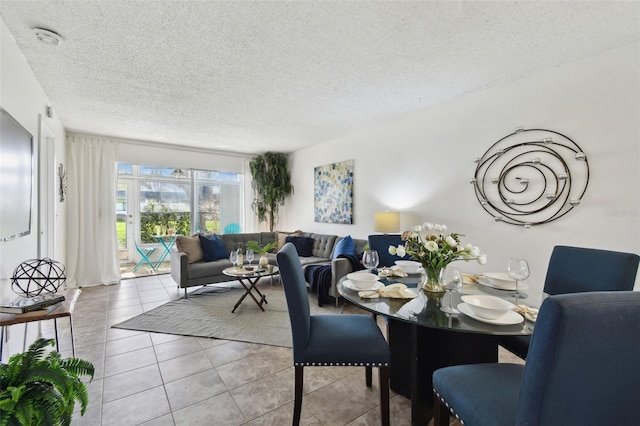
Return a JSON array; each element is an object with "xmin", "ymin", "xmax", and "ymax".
[{"xmin": 170, "ymin": 231, "xmax": 367, "ymax": 303}]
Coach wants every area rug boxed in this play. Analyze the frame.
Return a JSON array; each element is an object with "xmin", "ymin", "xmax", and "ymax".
[{"xmin": 112, "ymin": 284, "xmax": 343, "ymax": 348}]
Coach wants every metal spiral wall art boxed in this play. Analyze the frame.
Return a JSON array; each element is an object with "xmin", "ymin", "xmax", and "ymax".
[{"xmin": 470, "ymin": 127, "xmax": 589, "ymax": 227}]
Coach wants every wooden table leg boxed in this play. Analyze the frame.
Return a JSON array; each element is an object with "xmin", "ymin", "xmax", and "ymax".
[
  {"xmin": 54, "ymin": 318, "xmax": 60, "ymax": 352},
  {"xmin": 232, "ymin": 277, "xmax": 268, "ymax": 313},
  {"xmin": 69, "ymin": 316, "xmax": 76, "ymax": 357}
]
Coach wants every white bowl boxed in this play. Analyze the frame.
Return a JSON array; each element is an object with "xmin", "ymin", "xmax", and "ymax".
[
  {"xmin": 460, "ymin": 295, "xmax": 515, "ymax": 320},
  {"xmin": 347, "ymin": 272, "xmax": 379, "ymax": 289},
  {"xmin": 394, "ymin": 260, "xmax": 422, "ymax": 274}
]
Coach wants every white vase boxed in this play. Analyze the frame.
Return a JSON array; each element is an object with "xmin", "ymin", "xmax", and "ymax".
[{"xmin": 259, "ymin": 255, "xmax": 269, "ymax": 268}]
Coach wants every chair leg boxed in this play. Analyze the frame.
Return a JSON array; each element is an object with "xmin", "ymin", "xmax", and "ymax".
[
  {"xmin": 379, "ymin": 366, "xmax": 390, "ymax": 426},
  {"xmin": 366, "ymin": 365, "xmax": 373, "ymax": 387},
  {"xmin": 433, "ymin": 391, "xmax": 451, "ymax": 426},
  {"xmin": 293, "ymin": 365, "xmax": 304, "ymax": 426},
  {"xmin": 134, "ymin": 250, "xmax": 156, "ymax": 272}
]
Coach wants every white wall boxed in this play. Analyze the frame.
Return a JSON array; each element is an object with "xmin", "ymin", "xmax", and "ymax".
[
  {"xmin": 283, "ymin": 42, "xmax": 640, "ymax": 292},
  {"xmin": 0, "ymin": 19, "xmax": 67, "ymax": 357},
  {"xmin": 0, "ymin": 19, "xmax": 67, "ymax": 286},
  {"xmin": 113, "ymin": 137, "xmax": 247, "ymax": 173}
]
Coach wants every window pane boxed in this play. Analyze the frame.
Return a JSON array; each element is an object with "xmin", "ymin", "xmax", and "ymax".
[
  {"xmin": 139, "ymin": 181, "xmax": 191, "ymax": 242},
  {"xmin": 194, "ymin": 170, "xmax": 241, "ymax": 182},
  {"xmin": 216, "ymin": 172, "xmax": 241, "ymax": 182},
  {"xmin": 195, "ymin": 183, "xmax": 220, "ymax": 234},
  {"xmin": 220, "ymin": 183, "xmax": 242, "ymax": 233},
  {"xmin": 194, "ymin": 170, "xmax": 219, "ymax": 180},
  {"xmin": 140, "ymin": 165, "xmax": 191, "ymax": 179},
  {"xmin": 116, "ymin": 183, "xmax": 127, "ymax": 249},
  {"xmin": 117, "ymin": 163, "xmax": 133, "ymax": 175}
]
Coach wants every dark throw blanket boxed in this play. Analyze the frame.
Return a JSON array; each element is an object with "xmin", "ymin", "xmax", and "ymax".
[{"xmin": 305, "ymin": 253, "xmax": 364, "ymax": 306}]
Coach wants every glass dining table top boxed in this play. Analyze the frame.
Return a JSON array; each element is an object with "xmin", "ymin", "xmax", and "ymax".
[{"xmin": 338, "ymin": 273, "xmax": 542, "ymax": 336}]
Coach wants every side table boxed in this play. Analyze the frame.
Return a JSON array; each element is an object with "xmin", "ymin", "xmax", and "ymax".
[
  {"xmin": 0, "ymin": 288, "xmax": 81, "ymax": 361},
  {"xmin": 152, "ymin": 234, "xmax": 180, "ymax": 269}
]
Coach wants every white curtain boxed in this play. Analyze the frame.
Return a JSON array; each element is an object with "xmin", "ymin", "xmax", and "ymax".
[{"xmin": 66, "ymin": 135, "xmax": 120, "ymax": 287}]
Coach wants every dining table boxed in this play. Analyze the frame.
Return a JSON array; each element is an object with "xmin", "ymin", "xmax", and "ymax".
[{"xmin": 337, "ymin": 272, "xmax": 542, "ymax": 426}]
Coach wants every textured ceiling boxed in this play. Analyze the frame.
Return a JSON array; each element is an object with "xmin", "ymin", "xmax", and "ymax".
[{"xmin": 1, "ymin": 1, "xmax": 639, "ymax": 154}]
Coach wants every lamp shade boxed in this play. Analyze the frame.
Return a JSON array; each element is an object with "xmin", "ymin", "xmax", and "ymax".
[{"xmin": 374, "ymin": 211, "xmax": 400, "ymax": 233}]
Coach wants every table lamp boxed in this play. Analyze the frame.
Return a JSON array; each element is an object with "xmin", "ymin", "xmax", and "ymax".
[{"xmin": 374, "ymin": 211, "xmax": 400, "ymax": 233}]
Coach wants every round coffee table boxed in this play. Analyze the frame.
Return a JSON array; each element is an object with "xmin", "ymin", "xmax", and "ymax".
[{"xmin": 223, "ymin": 265, "xmax": 279, "ymax": 313}]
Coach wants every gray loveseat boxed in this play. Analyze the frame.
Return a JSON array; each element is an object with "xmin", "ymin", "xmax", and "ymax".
[{"xmin": 170, "ymin": 231, "xmax": 367, "ymax": 303}]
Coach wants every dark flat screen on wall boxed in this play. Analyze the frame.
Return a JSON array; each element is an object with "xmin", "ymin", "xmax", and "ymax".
[{"xmin": 0, "ymin": 107, "xmax": 33, "ymax": 242}]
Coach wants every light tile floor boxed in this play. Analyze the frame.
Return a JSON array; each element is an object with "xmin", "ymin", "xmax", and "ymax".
[{"xmin": 30, "ymin": 274, "xmax": 522, "ymax": 425}]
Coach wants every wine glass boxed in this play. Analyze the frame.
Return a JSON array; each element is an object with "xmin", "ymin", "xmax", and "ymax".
[
  {"xmin": 440, "ymin": 266, "xmax": 463, "ymax": 314},
  {"xmin": 507, "ymin": 258, "xmax": 529, "ymax": 299},
  {"xmin": 229, "ymin": 251, "xmax": 238, "ymax": 268},
  {"xmin": 362, "ymin": 250, "xmax": 380, "ymax": 274},
  {"xmin": 246, "ymin": 249, "xmax": 255, "ymax": 266}
]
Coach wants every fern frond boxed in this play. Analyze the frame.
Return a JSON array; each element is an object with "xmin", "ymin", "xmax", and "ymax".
[
  {"xmin": 23, "ymin": 339, "xmax": 53, "ymax": 364},
  {"xmin": 60, "ymin": 358, "xmax": 95, "ymax": 381},
  {"xmin": 25, "ymin": 364, "xmax": 72, "ymax": 397},
  {"xmin": 0, "ymin": 338, "xmax": 94, "ymax": 425}
]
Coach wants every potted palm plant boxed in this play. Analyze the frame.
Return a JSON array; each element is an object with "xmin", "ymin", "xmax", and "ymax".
[
  {"xmin": 246, "ymin": 240, "xmax": 278, "ymax": 268},
  {"xmin": 0, "ymin": 338, "xmax": 95, "ymax": 426}
]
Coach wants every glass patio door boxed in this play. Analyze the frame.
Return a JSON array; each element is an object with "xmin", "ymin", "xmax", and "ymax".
[{"xmin": 116, "ymin": 180, "xmax": 136, "ymax": 263}]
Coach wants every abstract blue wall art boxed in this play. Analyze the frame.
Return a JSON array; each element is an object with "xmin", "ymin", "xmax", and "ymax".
[{"xmin": 314, "ymin": 160, "xmax": 354, "ymax": 224}]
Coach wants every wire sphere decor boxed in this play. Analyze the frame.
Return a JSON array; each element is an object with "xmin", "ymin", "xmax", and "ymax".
[
  {"xmin": 471, "ymin": 127, "xmax": 590, "ymax": 227},
  {"xmin": 11, "ymin": 258, "xmax": 66, "ymax": 297}
]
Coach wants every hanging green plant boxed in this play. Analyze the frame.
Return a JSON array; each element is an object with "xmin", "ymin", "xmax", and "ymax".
[
  {"xmin": 0, "ymin": 338, "xmax": 95, "ymax": 426},
  {"xmin": 249, "ymin": 152, "xmax": 293, "ymax": 231}
]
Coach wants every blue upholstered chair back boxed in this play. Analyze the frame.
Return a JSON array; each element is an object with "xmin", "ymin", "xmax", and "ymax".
[
  {"xmin": 276, "ymin": 243, "xmax": 311, "ymax": 360},
  {"xmin": 544, "ymin": 245, "xmax": 639, "ymax": 295},
  {"xmin": 368, "ymin": 234, "xmax": 411, "ymax": 268},
  {"xmin": 517, "ymin": 291, "xmax": 640, "ymax": 425}
]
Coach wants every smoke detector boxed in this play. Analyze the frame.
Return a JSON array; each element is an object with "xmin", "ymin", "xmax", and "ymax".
[{"xmin": 33, "ymin": 28, "xmax": 63, "ymax": 46}]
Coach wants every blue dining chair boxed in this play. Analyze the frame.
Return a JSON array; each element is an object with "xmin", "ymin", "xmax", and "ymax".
[
  {"xmin": 223, "ymin": 223, "xmax": 241, "ymax": 234},
  {"xmin": 367, "ymin": 234, "xmax": 411, "ymax": 268},
  {"xmin": 276, "ymin": 243, "xmax": 391, "ymax": 426},
  {"xmin": 134, "ymin": 239, "xmax": 157, "ymax": 272},
  {"xmin": 433, "ymin": 291, "xmax": 640, "ymax": 426},
  {"xmin": 499, "ymin": 245, "xmax": 639, "ymax": 359}
]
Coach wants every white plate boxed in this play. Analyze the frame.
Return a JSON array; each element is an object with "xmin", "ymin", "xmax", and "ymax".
[
  {"xmin": 477, "ymin": 276, "xmax": 529, "ymax": 291},
  {"xmin": 343, "ymin": 280, "xmax": 385, "ymax": 292},
  {"xmin": 227, "ymin": 268, "xmax": 259, "ymax": 276},
  {"xmin": 483, "ymin": 272, "xmax": 514, "ymax": 282},
  {"xmin": 457, "ymin": 303, "xmax": 524, "ymax": 325}
]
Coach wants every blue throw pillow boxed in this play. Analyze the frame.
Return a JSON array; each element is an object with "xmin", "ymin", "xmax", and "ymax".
[
  {"xmin": 199, "ymin": 234, "xmax": 229, "ymax": 262},
  {"xmin": 333, "ymin": 235, "xmax": 356, "ymax": 259},
  {"xmin": 285, "ymin": 235, "xmax": 314, "ymax": 257}
]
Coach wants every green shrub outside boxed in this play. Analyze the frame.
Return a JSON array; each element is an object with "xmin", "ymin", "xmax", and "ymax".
[
  {"xmin": 140, "ymin": 213, "xmax": 190, "ymax": 243},
  {"xmin": 117, "ymin": 214, "xmax": 221, "ymax": 246}
]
